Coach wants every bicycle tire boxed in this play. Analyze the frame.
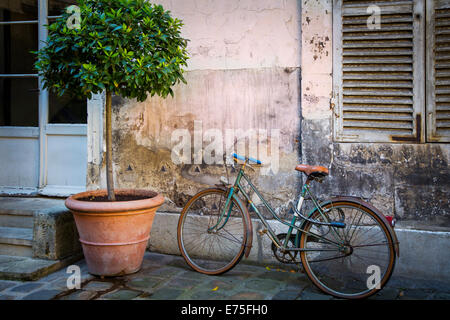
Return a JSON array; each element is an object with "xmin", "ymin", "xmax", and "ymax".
[
  {"xmin": 177, "ymin": 188, "xmax": 248, "ymax": 275},
  {"xmin": 299, "ymin": 201, "xmax": 396, "ymax": 299}
]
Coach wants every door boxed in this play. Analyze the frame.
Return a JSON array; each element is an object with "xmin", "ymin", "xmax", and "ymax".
[{"xmin": 0, "ymin": 0, "xmax": 87, "ymax": 197}]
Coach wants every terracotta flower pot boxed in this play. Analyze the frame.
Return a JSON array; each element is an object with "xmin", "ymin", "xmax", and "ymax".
[{"xmin": 65, "ymin": 189, "xmax": 164, "ymax": 276}]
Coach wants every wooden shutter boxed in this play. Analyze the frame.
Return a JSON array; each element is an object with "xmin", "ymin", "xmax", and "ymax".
[
  {"xmin": 427, "ymin": 0, "xmax": 450, "ymax": 142},
  {"xmin": 333, "ymin": 0, "xmax": 425, "ymax": 142}
]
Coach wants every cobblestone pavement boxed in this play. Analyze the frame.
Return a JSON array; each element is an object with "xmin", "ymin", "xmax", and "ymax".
[{"xmin": 0, "ymin": 251, "xmax": 449, "ymax": 300}]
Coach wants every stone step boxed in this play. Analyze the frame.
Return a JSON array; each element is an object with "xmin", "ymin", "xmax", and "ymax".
[
  {"xmin": 0, "ymin": 254, "xmax": 83, "ymax": 281},
  {"xmin": 0, "ymin": 227, "xmax": 33, "ymax": 257},
  {"xmin": 0, "ymin": 212, "xmax": 33, "ymax": 228},
  {"xmin": 0, "ymin": 196, "xmax": 65, "ymax": 229}
]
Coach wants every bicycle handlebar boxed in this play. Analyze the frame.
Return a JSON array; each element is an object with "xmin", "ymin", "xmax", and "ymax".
[{"xmin": 232, "ymin": 153, "xmax": 262, "ymax": 165}]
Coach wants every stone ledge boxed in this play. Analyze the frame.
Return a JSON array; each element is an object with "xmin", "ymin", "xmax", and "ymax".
[{"xmin": 0, "ymin": 253, "xmax": 83, "ymax": 281}]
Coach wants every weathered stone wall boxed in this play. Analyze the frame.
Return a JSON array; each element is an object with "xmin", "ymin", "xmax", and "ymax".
[
  {"xmin": 301, "ymin": 0, "xmax": 450, "ymax": 228},
  {"xmin": 88, "ymin": 0, "xmax": 303, "ymax": 215},
  {"xmin": 87, "ymin": 0, "xmax": 449, "ymax": 229}
]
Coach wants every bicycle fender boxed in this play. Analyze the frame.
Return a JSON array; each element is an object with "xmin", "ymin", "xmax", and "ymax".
[
  {"xmin": 231, "ymin": 193, "xmax": 253, "ymax": 258},
  {"xmin": 301, "ymin": 196, "xmax": 400, "ymax": 258}
]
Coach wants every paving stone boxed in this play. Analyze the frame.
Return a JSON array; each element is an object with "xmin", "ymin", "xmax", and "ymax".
[
  {"xmin": 206, "ymin": 279, "xmax": 238, "ymax": 291},
  {"xmin": 398, "ymin": 289, "xmax": 434, "ymax": 300},
  {"xmin": 299, "ymin": 291, "xmax": 333, "ymax": 300},
  {"xmin": 0, "ymin": 281, "xmax": 19, "ymax": 292},
  {"xmin": 60, "ymin": 290, "xmax": 97, "ymax": 300},
  {"xmin": 177, "ymin": 270, "xmax": 213, "ymax": 281},
  {"xmin": 167, "ymin": 277, "xmax": 200, "ymax": 290},
  {"xmin": 271, "ymin": 289, "xmax": 300, "ymax": 300},
  {"xmin": 431, "ymin": 292, "xmax": 450, "ymax": 300},
  {"xmin": 285, "ymin": 276, "xmax": 311, "ymax": 291},
  {"xmin": 256, "ymin": 270, "xmax": 299, "ymax": 282},
  {"xmin": 83, "ymin": 281, "xmax": 114, "ymax": 292},
  {"xmin": 127, "ymin": 277, "xmax": 164, "ymax": 292},
  {"xmin": 148, "ymin": 266, "xmax": 184, "ymax": 278},
  {"xmin": 228, "ymin": 291, "xmax": 266, "ymax": 300},
  {"xmin": 9, "ymin": 282, "xmax": 43, "ymax": 293},
  {"xmin": 48, "ymin": 277, "xmax": 82, "ymax": 291},
  {"xmin": 189, "ymin": 290, "xmax": 228, "ymax": 300},
  {"xmin": 165, "ymin": 258, "xmax": 192, "ymax": 270},
  {"xmin": 221, "ymin": 270, "xmax": 253, "ymax": 281},
  {"xmin": 21, "ymin": 289, "xmax": 60, "ymax": 300},
  {"xmin": 149, "ymin": 288, "xmax": 184, "ymax": 300},
  {"xmin": 101, "ymin": 289, "xmax": 142, "ymax": 300},
  {"xmin": 243, "ymin": 279, "xmax": 281, "ymax": 291},
  {"xmin": 143, "ymin": 252, "xmax": 172, "ymax": 265},
  {"xmin": 370, "ymin": 287, "xmax": 399, "ymax": 300}
]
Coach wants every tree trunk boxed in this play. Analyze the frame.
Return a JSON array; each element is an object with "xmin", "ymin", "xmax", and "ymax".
[{"xmin": 105, "ymin": 90, "xmax": 116, "ymax": 201}]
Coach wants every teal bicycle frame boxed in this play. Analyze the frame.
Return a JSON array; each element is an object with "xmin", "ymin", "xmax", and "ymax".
[{"xmin": 208, "ymin": 163, "xmax": 347, "ymax": 253}]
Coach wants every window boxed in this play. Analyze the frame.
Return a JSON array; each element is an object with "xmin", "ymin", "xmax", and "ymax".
[
  {"xmin": 333, "ymin": 0, "xmax": 450, "ymax": 143},
  {"xmin": 0, "ymin": 0, "xmax": 86, "ymax": 127}
]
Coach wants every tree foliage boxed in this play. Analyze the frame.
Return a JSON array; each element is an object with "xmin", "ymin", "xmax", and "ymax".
[{"xmin": 35, "ymin": 0, "xmax": 189, "ymax": 102}]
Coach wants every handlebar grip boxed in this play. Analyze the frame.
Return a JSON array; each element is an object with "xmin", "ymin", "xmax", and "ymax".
[{"xmin": 232, "ymin": 153, "xmax": 262, "ymax": 165}]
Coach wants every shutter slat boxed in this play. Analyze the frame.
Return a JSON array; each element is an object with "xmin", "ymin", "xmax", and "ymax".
[
  {"xmin": 343, "ymin": 120, "xmax": 413, "ymax": 129},
  {"xmin": 343, "ymin": 65, "xmax": 413, "ymax": 72},
  {"xmin": 343, "ymin": 4, "xmax": 412, "ymax": 16},
  {"xmin": 344, "ymin": 80, "xmax": 412, "ymax": 88},
  {"xmin": 343, "ymin": 48, "xmax": 413, "ymax": 56},
  {"xmin": 342, "ymin": 1, "xmax": 413, "ymax": 8},
  {"xmin": 436, "ymin": 0, "xmax": 450, "ymax": 9},
  {"xmin": 343, "ymin": 40, "xmax": 413, "ymax": 48},
  {"xmin": 436, "ymin": 96, "xmax": 450, "ymax": 102},
  {"xmin": 343, "ymin": 33, "xmax": 413, "ymax": 40},
  {"xmin": 343, "ymin": 105, "xmax": 413, "ymax": 113},
  {"xmin": 436, "ymin": 104, "xmax": 450, "ymax": 110},
  {"xmin": 343, "ymin": 73, "xmax": 412, "ymax": 80},
  {"xmin": 343, "ymin": 97, "xmax": 413, "ymax": 104},
  {"xmin": 343, "ymin": 113, "xmax": 413, "ymax": 121},
  {"xmin": 343, "ymin": 57, "xmax": 413, "ymax": 64},
  {"xmin": 343, "ymin": 16, "xmax": 412, "ymax": 24},
  {"xmin": 436, "ymin": 88, "xmax": 450, "ymax": 94},
  {"xmin": 436, "ymin": 34, "xmax": 450, "ymax": 42},
  {"xmin": 343, "ymin": 25, "xmax": 413, "ymax": 32},
  {"xmin": 343, "ymin": 89, "xmax": 413, "ymax": 96}
]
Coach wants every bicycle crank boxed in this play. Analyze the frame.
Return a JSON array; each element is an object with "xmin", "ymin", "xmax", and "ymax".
[{"xmin": 271, "ymin": 233, "xmax": 301, "ymax": 264}]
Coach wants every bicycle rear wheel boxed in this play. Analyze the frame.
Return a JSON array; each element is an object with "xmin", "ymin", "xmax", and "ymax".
[
  {"xmin": 299, "ymin": 201, "xmax": 396, "ymax": 299},
  {"xmin": 177, "ymin": 188, "xmax": 248, "ymax": 275}
]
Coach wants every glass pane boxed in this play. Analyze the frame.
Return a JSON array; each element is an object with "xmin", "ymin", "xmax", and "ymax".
[
  {"xmin": 0, "ymin": 77, "xmax": 38, "ymax": 126},
  {"xmin": 49, "ymin": 92, "xmax": 87, "ymax": 124},
  {"xmin": 0, "ymin": 0, "xmax": 38, "ymax": 22},
  {"xmin": 49, "ymin": 0, "xmax": 80, "ymax": 17},
  {"xmin": 0, "ymin": 24, "xmax": 38, "ymax": 74}
]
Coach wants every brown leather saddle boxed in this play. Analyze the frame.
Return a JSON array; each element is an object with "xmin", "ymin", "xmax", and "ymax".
[{"xmin": 295, "ymin": 164, "xmax": 329, "ymax": 179}]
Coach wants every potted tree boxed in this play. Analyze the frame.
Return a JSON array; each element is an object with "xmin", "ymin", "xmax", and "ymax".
[{"xmin": 35, "ymin": 0, "xmax": 188, "ymax": 276}]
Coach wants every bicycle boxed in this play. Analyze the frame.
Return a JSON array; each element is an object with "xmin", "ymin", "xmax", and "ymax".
[{"xmin": 177, "ymin": 153, "xmax": 400, "ymax": 299}]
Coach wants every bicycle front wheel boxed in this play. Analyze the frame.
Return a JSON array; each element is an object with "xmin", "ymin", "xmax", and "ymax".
[
  {"xmin": 300, "ymin": 201, "xmax": 396, "ymax": 299},
  {"xmin": 177, "ymin": 188, "xmax": 248, "ymax": 275}
]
